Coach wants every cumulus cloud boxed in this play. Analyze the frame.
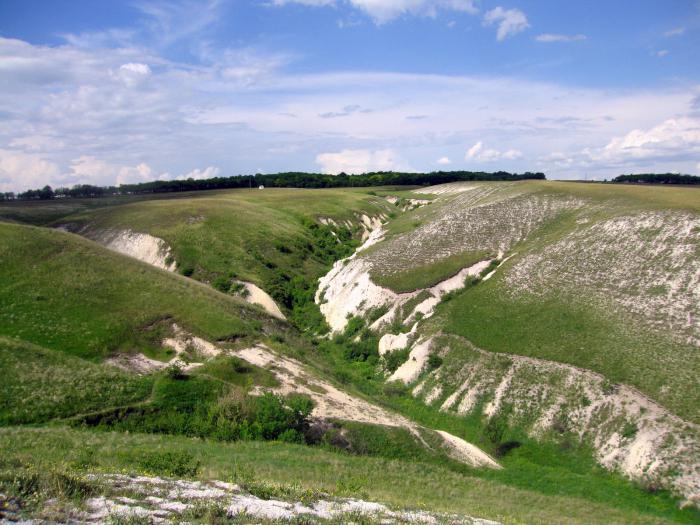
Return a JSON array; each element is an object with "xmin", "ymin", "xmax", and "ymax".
[
  {"xmin": 436, "ymin": 156, "xmax": 451, "ymax": 165},
  {"xmin": 591, "ymin": 117, "xmax": 700, "ymax": 164},
  {"xmin": 272, "ymin": 0, "xmax": 478, "ymax": 23},
  {"xmin": 466, "ymin": 141, "xmax": 521, "ymax": 162},
  {"xmin": 535, "ymin": 33, "xmax": 586, "ymax": 43},
  {"xmin": 178, "ymin": 166, "xmax": 221, "ymax": 180},
  {"xmin": 66, "ymin": 156, "xmax": 157, "ymax": 186},
  {"xmin": 0, "ymin": 149, "xmax": 60, "ymax": 192},
  {"xmin": 115, "ymin": 62, "xmax": 152, "ymax": 86},
  {"xmin": 655, "ymin": 49, "xmax": 669, "ymax": 58},
  {"xmin": 1, "ymin": 31, "xmax": 698, "ymax": 189},
  {"xmin": 483, "ymin": 7, "xmax": 529, "ymax": 41},
  {"xmin": 315, "ymin": 148, "xmax": 405, "ymax": 173}
]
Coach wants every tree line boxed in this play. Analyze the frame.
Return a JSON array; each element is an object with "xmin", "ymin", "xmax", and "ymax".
[
  {"xmin": 612, "ymin": 173, "xmax": 700, "ymax": 185},
  {"xmin": 2, "ymin": 170, "xmax": 546, "ymax": 201}
]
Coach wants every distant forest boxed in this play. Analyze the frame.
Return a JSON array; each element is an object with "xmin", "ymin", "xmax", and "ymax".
[
  {"xmin": 2, "ymin": 170, "xmax": 546, "ymax": 201},
  {"xmin": 612, "ymin": 173, "xmax": 700, "ymax": 185}
]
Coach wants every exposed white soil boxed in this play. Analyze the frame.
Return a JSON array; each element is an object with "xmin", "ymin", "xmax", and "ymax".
[
  {"xmin": 414, "ymin": 182, "xmax": 480, "ymax": 195},
  {"xmin": 234, "ymin": 344, "xmax": 415, "ymax": 428},
  {"xmin": 435, "ymin": 430, "xmax": 502, "ymax": 470},
  {"xmin": 105, "ymin": 353, "xmax": 171, "ymax": 374},
  {"xmin": 413, "ymin": 335, "xmax": 700, "ymax": 505},
  {"xmin": 389, "ymin": 338, "xmax": 434, "ymax": 384},
  {"xmin": 238, "ymin": 281, "xmax": 287, "ymax": 320},
  {"xmin": 60, "ymin": 473, "xmax": 501, "ymax": 524},
  {"xmin": 378, "ymin": 323, "xmax": 418, "ymax": 355},
  {"xmin": 232, "ymin": 343, "xmax": 499, "ymax": 469},
  {"xmin": 385, "ymin": 195, "xmax": 431, "ymax": 211},
  {"xmin": 317, "ymin": 251, "xmax": 491, "ymax": 334},
  {"xmin": 506, "ymin": 211, "xmax": 700, "ymax": 346},
  {"xmin": 366, "ymin": 189, "xmax": 583, "ymax": 282},
  {"xmin": 107, "ymin": 323, "xmax": 220, "ymax": 374},
  {"xmin": 97, "ymin": 229, "xmax": 176, "ymax": 271}
]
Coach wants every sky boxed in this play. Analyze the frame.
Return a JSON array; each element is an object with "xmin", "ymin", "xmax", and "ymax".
[{"xmin": 0, "ymin": 0, "xmax": 699, "ymax": 192}]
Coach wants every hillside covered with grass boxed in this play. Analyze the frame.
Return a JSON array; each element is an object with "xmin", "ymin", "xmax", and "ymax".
[{"xmin": 1, "ymin": 183, "xmax": 699, "ymax": 524}]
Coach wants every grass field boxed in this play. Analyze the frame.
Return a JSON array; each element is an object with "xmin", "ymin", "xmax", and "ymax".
[
  {"xmin": 52, "ymin": 187, "xmax": 391, "ymax": 289},
  {"xmin": 0, "ymin": 221, "xmax": 289, "ymax": 361},
  {"xmin": 1, "ymin": 182, "xmax": 699, "ymax": 522},
  {"xmin": 354, "ymin": 181, "xmax": 700, "ymax": 421},
  {"xmin": 2, "ymin": 427, "xmax": 698, "ymax": 525},
  {"xmin": 0, "ymin": 337, "xmax": 154, "ymax": 425}
]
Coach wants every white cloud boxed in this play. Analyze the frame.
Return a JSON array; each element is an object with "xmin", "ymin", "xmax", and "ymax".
[
  {"xmin": 656, "ymin": 49, "xmax": 669, "ymax": 58},
  {"xmin": 0, "ymin": 149, "xmax": 60, "ymax": 192},
  {"xmin": 9, "ymin": 135, "xmax": 65, "ymax": 152},
  {"xmin": 116, "ymin": 62, "xmax": 152, "ymax": 86},
  {"xmin": 315, "ymin": 148, "xmax": 405, "ymax": 173},
  {"xmin": 664, "ymin": 27, "xmax": 685, "ymax": 37},
  {"xmin": 120, "ymin": 62, "xmax": 151, "ymax": 75},
  {"xmin": 66, "ymin": 156, "xmax": 157, "ymax": 186},
  {"xmin": 483, "ymin": 7, "xmax": 529, "ymax": 41},
  {"xmin": 1, "ymin": 34, "xmax": 698, "ymax": 188},
  {"xmin": 179, "ymin": 166, "xmax": 221, "ymax": 180},
  {"xmin": 591, "ymin": 117, "xmax": 700, "ymax": 164},
  {"xmin": 696, "ymin": 162, "xmax": 700, "ymax": 174},
  {"xmin": 272, "ymin": 0, "xmax": 478, "ymax": 23},
  {"xmin": 436, "ymin": 156, "xmax": 451, "ymax": 165},
  {"xmin": 466, "ymin": 141, "xmax": 521, "ymax": 162},
  {"xmin": 535, "ymin": 33, "xmax": 586, "ymax": 43}
]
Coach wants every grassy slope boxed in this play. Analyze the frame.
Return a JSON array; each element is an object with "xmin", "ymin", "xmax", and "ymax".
[
  {"xmin": 0, "ymin": 221, "xmax": 285, "ymax": 360},
  {"xmin": 52, "ymin": 188, "xmax": 391, "ymax": 288},
  {"xmin": 2, "ymin": 427, "xmax": 697, "ymax": 525},
  {"xmin": 0, "ymin": 337, "xmax": 153, "ymax": 425},
  {"xmin": 431, "ymin": 182, "xmax": 700, "ymax": 422},
  {"xmin": 1, "ymin": 185, "xmax": 698, "ymax": 522}
]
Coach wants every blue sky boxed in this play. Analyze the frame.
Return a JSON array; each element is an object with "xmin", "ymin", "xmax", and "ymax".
[{"xmin": 0, "ymin": 0, "xmax": 699, "ymax": 191}]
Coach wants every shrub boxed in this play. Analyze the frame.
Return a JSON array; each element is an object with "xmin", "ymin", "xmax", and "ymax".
[
  {"xmin": 427, "ymin": 354, "xmax": 443, "ymax": 371},
  {"xmin": 132, "ymin": 450, "xmax": 201, "ymax": 477},
  {"xmin": 621, "ymin": 421, "xmax": 638, "ymax": 439},
  {"xmin": 384, "ymin": 348, "xmax": 410, "ymax": 373},
  {"xmin": 0, "ymin": 466, "xmax": 98, "ymax": 502},
  {"xmin": 165, "ymin": 362, "xmax": 185, "ymax": 380},
  {"xmin": 212, "ymin": 275, "xmax": 232, "ymax": 293},
  {"xmin": 382, "ymin": 381, "xmax": 409, "ymax": 398}
]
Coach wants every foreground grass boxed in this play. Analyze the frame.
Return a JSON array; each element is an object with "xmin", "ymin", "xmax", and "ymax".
[{"xmin": 2, "ymin": 427, "xmax": 697, "ymax": 525}]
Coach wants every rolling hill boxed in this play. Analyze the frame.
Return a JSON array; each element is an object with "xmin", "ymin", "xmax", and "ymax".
[{"xmin": 1, "ymin": 182, "xmax": 699, "ymax": 524}]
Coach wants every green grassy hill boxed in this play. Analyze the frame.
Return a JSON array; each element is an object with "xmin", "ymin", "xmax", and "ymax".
[
  {"xmin": 0, "ymin": 221, "xmax": 284, "ymax": 360},
  {"xmin": 1, "ymin": 183, "xmax": 699, "ymax": 524}
]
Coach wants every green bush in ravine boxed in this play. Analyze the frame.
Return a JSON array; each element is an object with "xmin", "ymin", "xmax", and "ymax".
[{"xmin": 76, "ymin": 372, "xmax": 315, "ymax": 445}]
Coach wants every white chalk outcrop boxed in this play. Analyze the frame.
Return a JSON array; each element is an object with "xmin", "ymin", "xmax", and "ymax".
[
  {"xmin": 317, "ymin": 240, "xmax": 492, "ymax": 334},
  {"xmin": 78, "ymin": 474, "xmax": 502, "ymax": 524},
  {"xmin": 100, "ymin": 229, "xmax": 177, "ymax": 271},
  {"xmin": 107, "ymin": 323, "xmax": 220, "ymax": 374},
  {"xmin": 239, "ymin": 281, "xmax": 286, "ymax": 320},
  {"xmin": 234, "ymin": 343, "xmax": 500, "ymax": 470},
  {"xmin": 414, "ymin": 336, "xmax": 700, "ymax": 505}
]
